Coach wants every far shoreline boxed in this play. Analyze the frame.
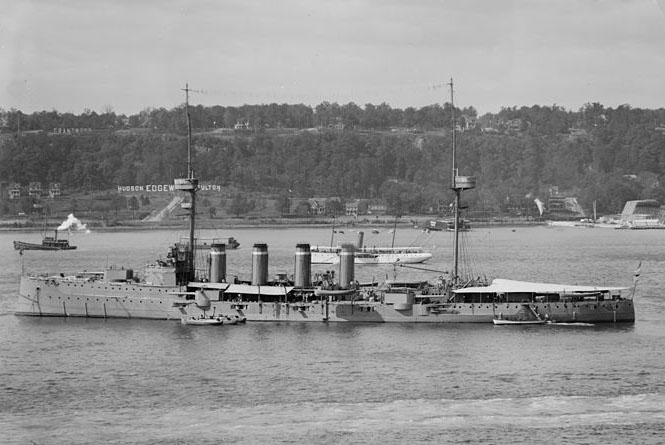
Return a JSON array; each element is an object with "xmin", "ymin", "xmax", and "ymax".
[{"xmin": 0, "ymin": 217, "xmax": 547, "ymax": 233}]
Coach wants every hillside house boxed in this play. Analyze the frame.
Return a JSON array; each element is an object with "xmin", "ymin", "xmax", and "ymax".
[
  {"xmin": 28, "ymin": 182, "xmax": 42, "ymax": 198},
  {"xmin": 49, "ymin": 183, "xmax": 61, "ymax": 198},
  {"xmin": 461, "ymin": 115, "xmax": 477, "ymax": 131},
  {"xmin": 367, "ymin": 201, "xmax": 387, "ymax": 215},
  {"xmin": 345, "ymin": 199, "xmax": 369, "ymax": 216},
  {"xmin": 8, "ymin": 183, "xmax": 21, "ymax": 200}
]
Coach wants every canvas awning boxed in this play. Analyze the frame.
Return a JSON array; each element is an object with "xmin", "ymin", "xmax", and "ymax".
[{"xmin": 453, "ymin": 278, "xmax": 627, "ymax": 294}]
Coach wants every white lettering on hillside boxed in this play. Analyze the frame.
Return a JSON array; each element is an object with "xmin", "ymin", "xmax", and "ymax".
[{"xmin": 117, "ymin": 184, "xmax": 221, "ymax": 193}]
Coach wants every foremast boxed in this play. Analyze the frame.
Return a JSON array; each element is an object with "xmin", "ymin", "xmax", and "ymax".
[
  {"xmin": 448, "ymin": 79, "xmax": 476, "ymax": 285},
  {"xmin": 173, "ymin": 84, "xmax": 199, "ymax": 285}
]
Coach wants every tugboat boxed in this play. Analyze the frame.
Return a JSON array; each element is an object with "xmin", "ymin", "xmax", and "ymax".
[
  {"xmin": 13, "ymin": 207, "xmax": 77, "ymax": 251},
  {"xmin": 13, "ymin": 230, "xmax": 77, "ymax": 251}
]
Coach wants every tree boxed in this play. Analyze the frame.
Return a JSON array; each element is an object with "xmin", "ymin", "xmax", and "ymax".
[
  {"xmin": 128, "ymin": 196, "xmax": 139, "ymax": 220},
  {"xmin": 276, "ymin": 193, "xmax": 291, "ymax": 215},
  {"xmin": 326, "ymin": 199, "xmax": 344, "ymax": 216},
  {"xmin": 229, "ymin": 193, "xmax": 250, "ymax": 216},
  {"xmin": 110, "ymin": 195, "xmax": 127, "ymax": 217},
  {"xmin": 19, "ymin": 196, "xmax": 35, "ymax": 215},
  {"xmin": 128, "ymin": 196, "xmax": 139, "ymax": 210},
  {"xmin": 294, "ymin": 201, "xmax": 311, "ymax": 215}
]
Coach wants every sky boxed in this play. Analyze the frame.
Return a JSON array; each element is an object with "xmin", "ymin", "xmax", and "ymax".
[{"xmin": 2, "ymin": 0, "xmax": 665, "ymax": 116}]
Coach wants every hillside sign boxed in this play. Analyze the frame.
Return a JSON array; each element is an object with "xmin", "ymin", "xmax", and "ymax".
[{"xmin": 117, "ymin": 184, "xmax": 222, "ymax": 193}]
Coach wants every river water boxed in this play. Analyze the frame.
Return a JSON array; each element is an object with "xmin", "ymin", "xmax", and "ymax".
[{"xmin": 1, "ymin": 225, "xmax": 664, "ymax": 444}]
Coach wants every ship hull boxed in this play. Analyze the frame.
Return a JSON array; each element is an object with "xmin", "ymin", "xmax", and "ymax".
[{"xmin": 16, "ymin": 276, "xmax": 635, "ymax": 323}]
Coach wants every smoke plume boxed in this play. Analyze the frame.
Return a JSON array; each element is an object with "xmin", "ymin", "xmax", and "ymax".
[
  {"xmin": 57, "ymin": 214, "xmax": 90, "ymax": 233},
  {"xmin": 534, "ymin": 199, "xmax": 545, "ymax": 216}
]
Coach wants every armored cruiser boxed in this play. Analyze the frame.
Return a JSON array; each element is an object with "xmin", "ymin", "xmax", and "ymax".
[{"xmin": 15, "ymin": 82, "xmax": 635, "ymax": 323}]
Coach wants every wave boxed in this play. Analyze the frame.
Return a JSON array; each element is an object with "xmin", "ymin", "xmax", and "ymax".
[{"xmin": 4, "ymin": 393, "xmax": 664, "ymax": 445}]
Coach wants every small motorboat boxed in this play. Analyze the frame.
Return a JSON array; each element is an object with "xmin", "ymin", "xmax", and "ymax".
[
  {"xmin": 223, "ymin": 315, "xmax": 247, "ymax": 325},
  {"xmin": 546, "ymin": 321, "xmax": 595, "ymax": 327},
  {"xmin": 181, "ymin": 316, "xmax": 224, "ymax": 326},
  {"xmin": 493, "ymin": 318, "xmax": 547, "ymax": 325}
]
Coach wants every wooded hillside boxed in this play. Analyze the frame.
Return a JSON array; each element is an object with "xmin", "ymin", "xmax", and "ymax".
[{"xmin": 2, "ymin": 102, "xmax": 665, "ymax": 217}]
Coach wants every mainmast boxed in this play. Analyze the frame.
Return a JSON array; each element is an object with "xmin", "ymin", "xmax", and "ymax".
[
  {"xmin": 448, "ymin": 78, "xmax": 475, "ymax": 285},
  {"xmin": 174, "ymin": 84, "xmax": 199, "ymax": 284}
]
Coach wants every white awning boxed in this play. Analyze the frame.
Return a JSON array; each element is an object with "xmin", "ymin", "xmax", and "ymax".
[
  {"xmin": 453, "ymin": 278, "xmax": 628, "ymax": 294},
  {"xmin": 188, "ymin": 282, "xmax": 231, "ymax": 290},
  {"xmin": 224, "ymin": 284, "xmax": 294, "ymax": 296}
]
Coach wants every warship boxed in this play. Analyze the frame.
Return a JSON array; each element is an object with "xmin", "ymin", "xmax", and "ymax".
[{"xmin": 15, "ymin": 82, "xmax": 635, "ymax": 323}]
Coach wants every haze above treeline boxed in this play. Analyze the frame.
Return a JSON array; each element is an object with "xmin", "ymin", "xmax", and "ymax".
[{"xmin": 1, "ymin": 101, "xmax": 665, "ymax": 217}]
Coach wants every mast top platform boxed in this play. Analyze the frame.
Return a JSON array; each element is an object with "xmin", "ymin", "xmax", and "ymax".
[
  {"xmin": 174, "ymin": 177, "xmax": 199, "ymax": 191},
  {"xmin": 452, "ymin": 175, "xmax": 476, "ymax": 190}
]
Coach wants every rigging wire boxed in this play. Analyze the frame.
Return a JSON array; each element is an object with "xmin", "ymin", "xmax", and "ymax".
[{"xmin": 171, "ymin": 81, "xmax": 454, "ymax": 106}]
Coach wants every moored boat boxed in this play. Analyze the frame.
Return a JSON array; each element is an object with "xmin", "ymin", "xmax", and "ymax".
[
  {"xmin": 311, "ymin": 228, "xmax": 432, "ymax": 265},
  {"xmin": 181, "ymin": 316, "xmax": 224, "ymax": 326},
  {"xmin": 310, "ymin": 244, "xmax": 432, "ymax": 265},
  {"xmin": 427, "ymin": 219, "xmax": 471, "ymax": 232},
  {"xmin": 196, "ymin": 237, "xmax": 240, "ymax": 249},
  {"xmin": 547, "ymin": 321, "xmax": 595, "ymax": 327},
  {"xmin": 493, "ymin": 319, "xmax": 547, "ymax": 325}
]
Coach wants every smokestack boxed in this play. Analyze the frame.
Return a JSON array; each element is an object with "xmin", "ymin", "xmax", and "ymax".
[
  {"xmin": 338, "ymin": 243, "xmax": 355, "ymax": 289},
  {"xmin": 294, "ymin": 243, "xmax": 311, "ymax": 288},
  {"xmin": 355, "ymin": 231, "xmax": 364, "ymax": 249},
  {"xmin": 209, "ymin": 243, "xmax": 226, "ymax": 283},
  {"xmin": 252, "ymin": 243, "xmax": 269, "ymax": 285}
]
